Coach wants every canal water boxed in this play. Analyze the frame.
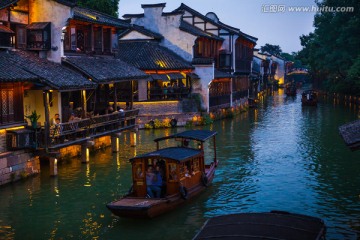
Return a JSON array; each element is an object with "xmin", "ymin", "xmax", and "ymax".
[{"xmin": 1, "ymin": 89, "xmax": 359, "ymax": 240}]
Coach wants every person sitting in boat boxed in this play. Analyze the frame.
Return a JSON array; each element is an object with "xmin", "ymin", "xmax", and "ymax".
[
  {"xmin": 154, "ymin": 166, "xmax": 165, "ymax": 196},
  {"xmin": 146, "ymin": 166, "xmax": 161, "ymax": 198},
  {"xmin": 184, "ymin": 166, "xmax": 192, "ymax": 178},
  {"xmin": 184, "ymin": 164, "xmax": 195, "ymax": 178}
]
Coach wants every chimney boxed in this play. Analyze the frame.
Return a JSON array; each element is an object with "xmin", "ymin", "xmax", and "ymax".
[{"xmin": 141, "ymin": 3, "xmax": 166, "ymax": 18}]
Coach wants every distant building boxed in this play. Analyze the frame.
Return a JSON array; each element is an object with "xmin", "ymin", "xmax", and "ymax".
[{"xmin": 122, "ymin": 3, "xmax": 257, "ymax": 112}]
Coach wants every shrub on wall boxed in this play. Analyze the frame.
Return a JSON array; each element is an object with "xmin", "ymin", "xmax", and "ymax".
[{"xmin": 144, "ymin": 118, "xmax": 177, "ymax": 129}]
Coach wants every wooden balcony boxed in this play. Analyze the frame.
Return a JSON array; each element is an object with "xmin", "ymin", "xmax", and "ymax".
[{"xmin": 35, "ymin": 109, "xmax": 139, "ymax": 150}]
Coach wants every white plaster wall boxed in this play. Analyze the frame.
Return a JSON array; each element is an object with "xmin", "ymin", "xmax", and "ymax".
[
  {"xmin": 130, "ymin": 11, "xmax": 196, "ymax": 62},
  {"xmin": 25, "ymin": 91, "xmax": 61, "ymax": 123},
  {"xmin": 138, "ymin": 79, "xmax": 148, "ymax": 101},
  {"xmin": 23, "ymin": 90, "xmax": 46, "ymax": 126},
  {"xmin": 112, "ymin": 32, "xmax": 118, "ymax": 49},
  {"xmin": 253, "ymin": 56, "xmax": 263, "ymax": 75},
  {"xmin": 205, "ymin": 22, "xmax": 217, "ymax": 35},
  {"xmin": 272, "ymin": 56, "xmax": 285, "ymax": 85},
  {"xmin": 221, "ymin": 34, "xmax": 231, "ymax": 51},
  {"xmin": 120, "ymin": 31, "xmax": 153, "ymax": 40},
  {"xmin": 192, "ymin": 65, "xmax": 214, "ymax": 111},
  {"xmin": 29, "ymin": 0, "xmax": 72, "ymax": 63}
]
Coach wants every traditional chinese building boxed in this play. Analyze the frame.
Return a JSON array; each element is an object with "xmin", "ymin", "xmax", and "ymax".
[
  {"xmin": 0, "ymin": 0, "xmax": 147, "ymax": 185},
  {"xmin": 122, "ymin": 3, "xmax": 257, "ymax": 112}
]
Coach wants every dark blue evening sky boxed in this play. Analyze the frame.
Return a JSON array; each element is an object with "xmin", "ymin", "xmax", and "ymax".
[{"xmin": 118, "ymin": 0, "xmax": 317, "ymax": 53}]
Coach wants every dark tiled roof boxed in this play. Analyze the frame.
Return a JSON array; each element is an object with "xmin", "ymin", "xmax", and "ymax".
[
  {"xmin": 26, "ymin": 22, "xmax": 50, "ymax": 30},
  {"xmin": 167, "ymin": 73, "xmax": 184, "ymax": 79},
  {"xmin": 118, "ymin": 24, "xmax": 163, "ymax": 40},
  {"xmin": 0, "ymin": 25, "xmax": 14, "ymax": 34},
  {"xmin": 130, "ymin": 147, "xmax": 202, "ymax": 163},
  {"xmin": 238, "ymin": 30, "xmax": 258, "ymax": 43},
  {"xmin": 192, "ymin": 57, "xmax": 214, "ymax": 65},
  {"xmin": 123, "ymin": 3, "xmax": 182, "ymax": 19},
  {"xmin": 176, "ymin": 3, "xmax": 257, "ymax": 43},
  {"xmin": 62, "ymin": 55, "xmax": 149, "ymax": 83},
  {"xmin": 0, "ymin": 50, "xmax": 38, "ymax": 82},
  {"xmin": 122, "ymin": 13, "xmax": 144, "ymax": 19},
  {"xmin": 339, "ymin": 119, "xmax": 360, "ymax": 151},
  {"xmin": 180, "ymin": 21, "xmax": 223, "ymax": 41},
  {"xmin": 176, "ymin": 4, "xmax": 238, "ymax": 34},
  {"xmin": 0, "ymin": 0, "xmax": 18, "ymax": 10},
  {"xmin": 54, "ymin": 0, "xmax": 76, "ymax": 7},
  {"xmin": 1, "ymin": 50, "xmax": 95, "ymax": 90},
  {"xmin": 118, "ymin": 41, "xmax": 193, "ymax": 71},
  {"xmin": 141, "ymin": 3, "xmax": 166, "ymax": 8},
  {"xmin": 73, "ymin": 6, "xmax": 130, "ymax": 28}
]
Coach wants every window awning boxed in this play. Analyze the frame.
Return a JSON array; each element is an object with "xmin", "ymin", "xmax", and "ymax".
[
  {"xmin": 215, "ymin": 69, "xmax": 233, "ymax": 79},
  {"xmin": 0, "ymin": 25, "xmax": 14, "ymax": 34},
  {"xmin": 26, "ymin": 22, "xmax": 51, "ymax": 30},
  {"xmin": 167, "ymin": 73, "xmax": 184, "ymax": 80},
  {"xmin": 151, "ymin": 74, "xmax": 169, "ymax": 81}
]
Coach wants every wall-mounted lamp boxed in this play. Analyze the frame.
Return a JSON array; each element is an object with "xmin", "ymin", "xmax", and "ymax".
[{"xmin": 61, "ymin": 26, "xmax": 67, "ymax": 42}]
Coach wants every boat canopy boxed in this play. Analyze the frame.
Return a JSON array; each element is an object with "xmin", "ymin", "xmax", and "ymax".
[
  {"xmin": 129, "ymin": 147, "xmax": 202, "ymax": 163},
  {"xmin": 154, "ymin": 130, "xmax": 217, "ymax": 143}
]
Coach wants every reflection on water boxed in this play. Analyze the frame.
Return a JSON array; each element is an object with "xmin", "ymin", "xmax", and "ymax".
[{"xmin": 0, "ymin": 91, "xmax": 359, "ymax": 240}]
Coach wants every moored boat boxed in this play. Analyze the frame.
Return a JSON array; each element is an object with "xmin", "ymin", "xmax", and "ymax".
[
  {"xmin": 301, "ymin": 90, "xmax": 318, "ymax": 106},
  {"xmin": 106, "ymin": 130, "xmax": 218, "ymax": 218},
  {"xmin": 193, "ymin": 210, "xmax": 327, "ymax": 240}
]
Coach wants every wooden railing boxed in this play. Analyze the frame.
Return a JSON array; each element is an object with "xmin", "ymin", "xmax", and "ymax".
[
  {"xmin": 148, "ymin": 87, "xmax": 190, "ymax": 100},
  {"xmin": 36, "ymin": 109, "xmax": 139, "ymax": 149}
]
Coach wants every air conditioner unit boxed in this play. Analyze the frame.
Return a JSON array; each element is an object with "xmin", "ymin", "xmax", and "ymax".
[{"xmin": 6, "ymin": 129, "xmax": 33, "ymax": 150}]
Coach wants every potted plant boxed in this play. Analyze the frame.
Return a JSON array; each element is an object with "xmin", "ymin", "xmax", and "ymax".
[{"xmin": 25, "ymin": 110, "xmax": 41, "ymax": 128}]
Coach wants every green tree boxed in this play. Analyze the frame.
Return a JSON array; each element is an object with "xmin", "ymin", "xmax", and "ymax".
[
  {"xmin": 77, "ymin": 0, "xmax": 119, "ymax": 17},
  {"xmin": 297, "ymin": 0, "xmax": 360, "ymax": 94},
  {"xmin": 260, "ymin": 43, "xmax": 282, "ymax": 56},
  {"xmin": 281, "ymin": 52, "xmax": 303, "ymax": 68}
]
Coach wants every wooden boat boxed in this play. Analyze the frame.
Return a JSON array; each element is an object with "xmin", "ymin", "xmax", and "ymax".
[
  {"xmin": 106, "ymin": 130, "xmax": 218, "ymax": 218},
  {"xmin": 301, "ymin": 90, "xmax": 318, "ymax": 106},
  {"xmin": 193, "ymin": 210, "xmax": 327, "ymax": 240}
]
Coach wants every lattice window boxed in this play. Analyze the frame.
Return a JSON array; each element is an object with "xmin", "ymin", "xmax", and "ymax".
[
  {"xmin": 0, "ymin": 84, "xmax": 23, "ymax": 125},
  {"xmin": 8, "ymin": 90, "xmax": 14, "ymax": 115},
  {"xmin": 2, "ymin": 90, "xmax": 8, "ymax": 116}
]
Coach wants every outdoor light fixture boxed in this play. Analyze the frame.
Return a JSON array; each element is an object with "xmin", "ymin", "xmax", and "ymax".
[{"xmin": 61, "ymin": 26, "xmax": 66, "ymax": 42}]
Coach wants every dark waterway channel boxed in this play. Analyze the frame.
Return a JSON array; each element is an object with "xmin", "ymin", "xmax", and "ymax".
[{"xmin": 1, "ymin": 89, "xmax": 360, "ymax": 240}]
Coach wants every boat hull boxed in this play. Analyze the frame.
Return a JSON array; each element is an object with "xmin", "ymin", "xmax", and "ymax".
[{"xmin": 107, "ymin": 165, "xmax": 216, "ymax": 218}]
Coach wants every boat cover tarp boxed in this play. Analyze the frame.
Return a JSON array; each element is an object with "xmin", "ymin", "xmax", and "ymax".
[
  {"xmin": 193, "ymin": 211, "xmax": 326, "ymax": 240},
  {"xmin": 339, "ymin": 119, "xmax": 360, "ymax": 151}
]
